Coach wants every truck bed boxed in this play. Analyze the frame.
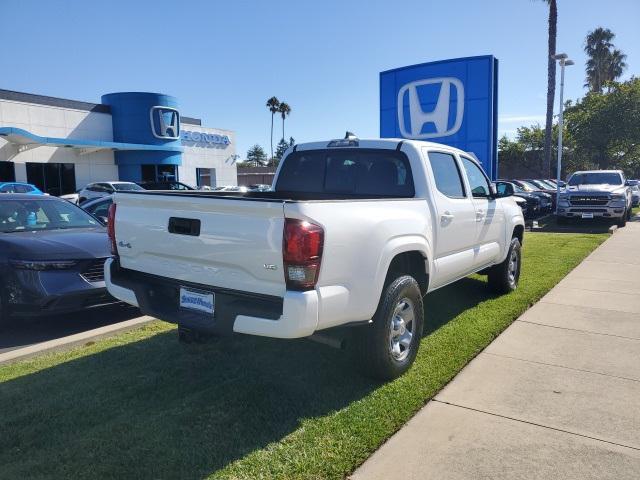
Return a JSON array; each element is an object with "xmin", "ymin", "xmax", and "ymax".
[{"xmin": 121, "ymin": 190, "xmax": 415, "ymax": 202}]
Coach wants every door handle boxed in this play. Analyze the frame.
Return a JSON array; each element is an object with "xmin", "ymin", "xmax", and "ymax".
[
  {"xmin": 441, "ymin": 211, "xmax": 455, "ymax": 221},
  {"xmin": 476, "ymin": 210, "xmax": 486, "ymax": 222}
]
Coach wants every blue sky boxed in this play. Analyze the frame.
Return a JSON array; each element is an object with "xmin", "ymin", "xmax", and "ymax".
[{"xmin": 1, "ymin": 0, "xmax": 638, "ymax": 157}]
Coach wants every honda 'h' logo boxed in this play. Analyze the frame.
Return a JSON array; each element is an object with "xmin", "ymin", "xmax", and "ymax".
[
  {"xmin": 397, "ymin": 77, "xmax": 464, "ymax": 139},
  {"xmin": 150, "ymin": 106, "xmax": 180, "ymax": 140}
]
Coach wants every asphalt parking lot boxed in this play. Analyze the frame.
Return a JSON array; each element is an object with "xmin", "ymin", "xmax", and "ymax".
[{"xmin": 0, "ymin": 304, "xmax": 142, "ymax": 355}]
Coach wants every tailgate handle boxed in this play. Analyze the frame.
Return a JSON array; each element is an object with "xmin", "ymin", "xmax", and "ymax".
[{"xmin": 168, "ymin": 217, "xmax": 201, "ymax": 236}]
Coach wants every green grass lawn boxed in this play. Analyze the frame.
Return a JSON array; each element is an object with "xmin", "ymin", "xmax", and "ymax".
[{"xmin": 0, "ymin": 232, "xmax": 606, "ymax": 480}]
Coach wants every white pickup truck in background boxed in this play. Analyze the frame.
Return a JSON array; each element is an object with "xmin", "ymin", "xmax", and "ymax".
[{"xmin": 105, "ymin": 136, "xmax": 525, "ymax": 379}]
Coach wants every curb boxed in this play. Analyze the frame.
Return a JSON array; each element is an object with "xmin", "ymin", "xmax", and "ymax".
[
  {"xmin": 608, "ymin": 225, "xmax": 618, "ymax": 234},
  {"xmin": 0, "ymin": 316, "xmax": 154, "ymax": 365}
]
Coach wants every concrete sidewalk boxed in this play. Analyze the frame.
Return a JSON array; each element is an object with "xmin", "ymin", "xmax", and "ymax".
[{"xmin": 353, "ymin": 223, "xmax": 640, "ymax": 480}]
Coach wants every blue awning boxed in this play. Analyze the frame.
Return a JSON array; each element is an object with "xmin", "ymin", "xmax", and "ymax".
[{"xmin": 0, "ymin": 127, "xmax": 183, "ymax": 155}]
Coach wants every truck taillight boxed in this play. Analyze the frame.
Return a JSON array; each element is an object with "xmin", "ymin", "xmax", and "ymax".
[
  {"xmin": 283, "ymin": 218, "xmax": 324, "ymax": 291},
  {"xmin": 107, "ymin": 203, "xmax": 118, "ymax": 257}
]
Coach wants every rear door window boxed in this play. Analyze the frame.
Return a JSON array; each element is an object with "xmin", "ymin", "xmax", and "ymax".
[
  {"xmin": 276, "ymin": 149, "xmax": 414, "ymax": 197},
  {"xmin": 427, "ymin": 152, "xmax": 466, "ymax": 198}
]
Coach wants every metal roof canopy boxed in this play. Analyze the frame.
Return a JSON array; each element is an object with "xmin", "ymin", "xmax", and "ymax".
[{"xmin": 0, "ymin": 127, "xmax": 183, "ymax": 156}]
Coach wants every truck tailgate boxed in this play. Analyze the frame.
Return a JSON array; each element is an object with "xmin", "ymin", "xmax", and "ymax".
[{"xmin": 113, "ymin": 193, "xmax": 286, "ymax": 297}]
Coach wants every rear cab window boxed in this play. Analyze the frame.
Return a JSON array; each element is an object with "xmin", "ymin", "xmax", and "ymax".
[{"xmin": 275, "ymin": 149, "xmax": 414, "ymax": 197}]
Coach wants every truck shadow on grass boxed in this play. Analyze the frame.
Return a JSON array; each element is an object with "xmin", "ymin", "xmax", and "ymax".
[{"xmin": 0, "ymin": 278, "xmax": 491, "ymax": 479}]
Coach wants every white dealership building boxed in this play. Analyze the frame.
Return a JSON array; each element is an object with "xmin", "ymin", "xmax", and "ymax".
[{"xmin": 0, "ymin": 89, "xmax": 237, "ymax": 195}]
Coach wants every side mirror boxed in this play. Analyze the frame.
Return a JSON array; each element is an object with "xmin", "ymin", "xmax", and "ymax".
[
  {"xmin": 558, "ymin": 180, "xmax": 566, "ymax": 188},
  {"xmin": 494, "ymin": 182, "xmax": 514, "ymax": 198}
]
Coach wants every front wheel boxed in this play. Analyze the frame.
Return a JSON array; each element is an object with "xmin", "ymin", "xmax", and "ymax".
[
  {"xmin": 0, "ymin": 294, "xmax": 8, "ymax": 330},
  {"xmin": 488, "ymin": 237, "xmax": 522, "ymax": 294},
  {"xmin": 353, "ymin": 275, "xmax": 424, "ymax": 380},
  {"xmin": 618, "ymin": 213, "xmax": 627, "ymax": 228}
]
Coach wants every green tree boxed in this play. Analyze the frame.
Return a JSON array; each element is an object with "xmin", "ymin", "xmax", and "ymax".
[
  {"xmin": 246, "ymin": 144, "xmax": 267, "ymax": 167},
  {"xmin": 584, "ymin": 27, "xmax": 627, "ymax": 93},
  {"xmin": 274, "ymin": 137, "xmax": 296, "ymax": 164},
  {"xmin": 266, "ymin": 97, "xmax": 280, "ymax": 160},
  {"xmin": 278, "ymin": 102, "xmax": 291, "ymax": 141},
  {"xmin": 539, "ymin": 0, "xmax": 558, "ymax": 179},
  {"xmin": 565, "ymin": 77, "xmax": 640, "ymax": 175},
  {"xmin": 275, "ymin": 138, "xmax": 289, "ymax": 160}
]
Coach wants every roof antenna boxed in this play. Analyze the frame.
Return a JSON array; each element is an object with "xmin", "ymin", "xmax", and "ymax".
[{"xmin": 345, "ymin": 131, "xmax": 357, "ymax": 139}]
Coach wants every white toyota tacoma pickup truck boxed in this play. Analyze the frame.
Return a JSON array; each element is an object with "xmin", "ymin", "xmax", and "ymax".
[{"xmin": 105, "ymin": 136, "xmax": 524, "ymax": 379}]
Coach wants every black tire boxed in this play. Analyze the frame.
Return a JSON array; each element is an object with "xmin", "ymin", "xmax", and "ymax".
[
  {"xmin": 627, "ymin": 207, "xmax": 632, "ymax": 220},
  {"xmin": 353, "ymin": 275, "xmax": 424, "ymax": 380},
  {"xmin": 488, "ymin": 237, "xmax": 522, "ymax": 294},
  {"xmin": 618, "ymin": 213, "xmax": 627, "ymax": 228},
  {"xmin": 0, "ymin": 293, "xmax": 9, "ymax": 330}
]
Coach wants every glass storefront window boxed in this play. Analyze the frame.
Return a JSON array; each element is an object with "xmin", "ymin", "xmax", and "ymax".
[
  {"xmin": 0, "ymin": 162, "xmax": 16, "ymax": 182},
  {"xmin": 141, "ymin": 164, "xmax": 178, "ymax": 182},
  {"xmin": 26, "ymin": 163, "xmax": 76, "ymax": 195},
  {"xmin": 196, "ymin": 168, "xmax": 216, "ymax": 187}
]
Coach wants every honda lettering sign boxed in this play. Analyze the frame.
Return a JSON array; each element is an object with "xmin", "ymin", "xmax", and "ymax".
[{"xmin": 380, "ymin": 55, "xmax": 499, "ymax": 179}]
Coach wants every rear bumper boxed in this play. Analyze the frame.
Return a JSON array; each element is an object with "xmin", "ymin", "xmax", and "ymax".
[{"xmin": 104, "ymin": 258, "xmax": 319, "ymax": 338}]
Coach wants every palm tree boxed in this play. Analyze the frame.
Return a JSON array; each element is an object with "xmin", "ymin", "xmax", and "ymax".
[
  {"xmin": 266, "ymin": 97, "xmax": 280, "ymax": 160},
  {"xmin": 278, "ymin": 102, "xmax": 291, "ymax": 141},
  {"xmin": 607, "ymin": 49, "xmax": 628, "ymax": 88},
  {"xmin": 584, "ymin": 28, "xmax": 626, "ymax": 93},
  {"xmin": 584, "ymin": 28, "xmax": 614, "ymax": 93},
  {"xmin": 540, "ymin": 0, "xmax": 557, "ymax": 179}
]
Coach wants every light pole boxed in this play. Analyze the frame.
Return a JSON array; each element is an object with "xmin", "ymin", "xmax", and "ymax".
[{"xmin": 552, "ymin": 53, "xmax": 574, "ymax": 214}]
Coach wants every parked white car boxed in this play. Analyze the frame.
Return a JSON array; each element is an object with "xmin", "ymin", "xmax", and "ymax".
[
  {"xmin": 105, "ymin": 137, "xmax": 525, "ymax": 379},
  {"xmin": 77, "ymin": 181, "xmax": 143, "ymax": 204},
  {"xmin": 59, "ymin": 190, "xmax": 82, "ymax": 204},
  {"xmin": 629, "ymin": 181, "xmax": 640, "ymax": 208},
  {"xmin": 211, "ymin": 185, "xmax": 248, "ymax": 193}
]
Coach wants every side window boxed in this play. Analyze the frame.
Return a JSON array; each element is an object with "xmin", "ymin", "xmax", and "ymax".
[
  {"xmin": 461, "ymin": 157, "xmax": 491, "ymax": 198},
  {"xmin": 426, "ymin": 151, "xmax": 465, "ymax": 198},
  {"xmin": 89, "ymin": 200, "xmax": 112, "ymax": 218},
  {"xmin": 0, "ymin": 184, "xmax": 14, "ymax": 193}
]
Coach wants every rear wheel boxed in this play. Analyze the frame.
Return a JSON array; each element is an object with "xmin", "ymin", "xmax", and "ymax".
[
  {"xmin": 488, "ymin": 237, "xmax": 522, "ymax": 294},
  {"xmin": 353, "ymin": 275, "xmax": 424, "ymax": 380}
]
